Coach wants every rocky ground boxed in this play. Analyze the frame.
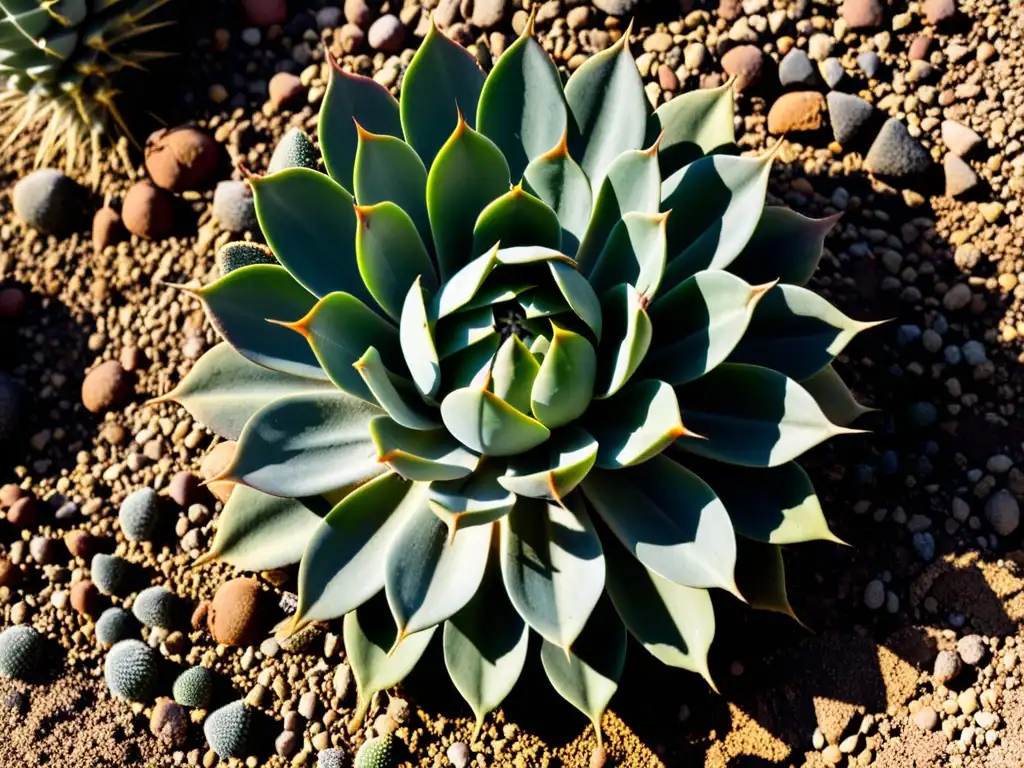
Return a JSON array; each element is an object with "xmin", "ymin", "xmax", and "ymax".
[{"xmin": 3, "ymin": 0, "xmax": 1024, "ymax": 765}]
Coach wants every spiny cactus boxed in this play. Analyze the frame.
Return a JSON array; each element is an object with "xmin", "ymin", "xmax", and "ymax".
[
  {"xmin": 118, "ymin": 486, "xmax": 160, "ymax": 541},
  {"xmin": 0, "ymin": 625, "xmax": 42, "ymax": 679},
  {"xmin": 267, "ymin": 127, "xmax": 318, "ymax": 174},
  {"xmin": 91, "ymin": 553, "xmax": 128, "ymax": 595},
  {"xmin": 203, "ymin": 699, "xmax": 250, "ymax": 759},
  {"xmin": 95, "ymin": 606, "xmax": 138, "ymax": 648},
  {"xmin": 131, "ymin": 585, "xmax": 178, "ymax": 629},
  {"xmin": 215, "ymin": 241, "xmax": 276, "ymax": 275},
  {"xmin": 355, "ymin": 734, "xmax": 397, "ymax": 768},
  {"xmin": 172, "ymin": 665, "xmax": 214, "ymax": 708},
  {"xmin": 164, "ymin": 14, "xmax": 876, "ymax": 740},
  {"xmin": 104, "ymin": 638, "xmax": 158, "ymax": 700},
  {"xmin": 0, "ymin": 0, "xmax": 175, "ymax": 183}
]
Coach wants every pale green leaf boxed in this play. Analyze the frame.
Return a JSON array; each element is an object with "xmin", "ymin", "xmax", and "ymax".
[
  {"xmin": 648, "ymin": 79, "xmax": 736, "ymax": 176},
  {"xmin": 498, "ymin": 426, "xmax": 598, "ymax": 502},
  {"xmin": 727, "ymin": 208, "xmax": 839, "ymax": 287},
  {"xmin": 441, "ymin": 386, "xmax": 551, "ymax": 457},
  {"xmin": 799, "ymin": 364, "xmax": 872, "ymax": 428},
  {"xmin": 530, "ymin": 323, "xmax": 596, "ymax": 428},
  {"xmin": 369, "ymin": 417, "xmax": 479, "ymax": 481},
  {"xmin": 354, "ymin": 347, "xmax": 439, "ymax": 430},
  {"xmin": 594, "ymin": 284, "xmax": 652, "ymax": 399},
  {"xmin": 588, "ymin": 211, "xmax": 669, "ymax": 298},
  {"xmin": 586, "ymin": 379, "xmax": 685, "ymax": 469},
  {"xmin": 523, "ymin": 136, "xmax": 593, "ymax": 254},
  {"xmin": 400, "ymin": 278, "xmax": 442, "ymax": 403}
]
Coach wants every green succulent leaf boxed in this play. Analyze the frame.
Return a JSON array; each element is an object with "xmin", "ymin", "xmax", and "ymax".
[
  {"xmin": 500, "ymin": 495, "xmax": 605, "ymax": 650},
  {"xmin": 683, "ymin": 455, "xmax": 841, "ymax": 545},
  {"xmin": 476, "ymin": 20, "xmax": 567, "ymax": 181},
  {"xmin": 461, "ymin": 273, "xmax": 536, "ymax": 312},
  {"xmin": 399, "ymin": 278, "xmax": 442, "ymax": 403},
  {"xmin": 427, "ymin": 119, "xmax": 510, "ymax": 281},
  {"xmin": 675, "ymin": 363, "xmax": 857, "ymax": 468},
  {"xmin": 344, "ymin": 591, "xmax": 437, "ymax": 727},
  {"xmin": 157, "ymin": 342, "xmax": 334, "ymax": 441},
  {"xmin": 435, "ymin": 246, "xmax": 499, "ymax": 319},
  {"xmin": 442, "ymin": 334, "xmax": 501, "ymax": 390},
  {"xmin": 529, "ymin": 323, "xmax": 597, "ymax": 428},
  {"xmin": 203, "ymin": 485, "xmax": 329, "ymax": 571},
  {"xmin": 496, "ymin": 245, "xmax": 573, "ymax": 266},
  {"xmin": 472, "ymin": 185, "xmax": 562, "ymax": 254},
  {"xmin": 354, "ymin": 347, "xmax": 439, "ymax": 430},
  {"xmin": 583, "ymin": 456, "xmax": 738, "ymax": 593},
  {"xmin": 588, "ymin": 212, "xmax": 669, "ymax": 298},
  {"xmin": 288, "ymin": 292, "xmax": 402, "ymax": 403},
  {"xmin": 727, "ymin": 208, "xmax": 839, "ymax": 287},
  {"xmin": 385, "ymin": 504, "xmax": 491, "ymax": 638},
  {"xmin": 428, "ymin": 461, "xmax": 516, "ymax": 534},
  {"xmin": 646, "ymin": 270, "xmax": 770, "ymax": 386},
  {"xmin": 436, "ymin": 307, "xmax": 499, "ymax": 360},
  {"xmin": 402, "ymin": 21, "xmax": 485, "ymax": 169},
  {"xmin": 548, "ymin": 261, "xmax": 603, "ymax": 342},
  {"xmin": 647, "ymin": 79, "xmax": 736, "ymax": 177},
  {"xmin": 295, "ymin": 473, "xmax": 419, "ymax": 625},
  {"xmin": 539, "ymin": 594, "xmax": 625, "ymax": 745},
  {"xmin": 252, "ymin": 168, "xmax": 375, "ymax": 307},
  {"xmin": 318, "ymin": 60, "xmax": 402, "ymax": 190},
  {"xmin": 522, "ymin": 136, "xmax": 593, "ymax": 254},
  {"xmin": 218, "ymin": 390, "xmax": 383, "ymax": 497},
  {"xmin": 734, "ymin": 537, "xmax": 798, "ymax": 620},
  {"xmin": 518, "ymin": 288, "xmax": 570, "ymax": 320},
  {"xmin": 441, "ymin": 386, "xmax": 551, "ymax": 457},
  {"xmin": 353, "ymin": 126, "xmax": 433, "ymax": 253},
  {"xmin": 601, "ymin": 525, "xmax": 715, "ymax": 686},
  {"xmin": 444, "ymin": 544, "xmax": 529, "ymax": 734},
  {"xmin": 498, "ymin": 426, "xmax": 598, "ymax": 502},
  {"xmin": 355, "ymin": 201, "xmax": 437, "ymax": 321},
  {"xmin": 800, "ymin": 364, "xmax": 872, "ymax": 428},
  {"xmin": 587, "ymin": 379, "xmax": 685, "ymax": 469},
  {"xmin": 594, "ymin": 284, "xmax": 652, "ymax": 399},
  {"xmin": 491, "ymin": 334, "xmax": 541, "ymax": 414},
  {"xmin": 576, "ymin": 147, "xmax": 661, "ymax": 275},
  {"xmin": 728, "ymin": 284, "xmax": 880, "ymax": 381},
  {"xmin": 564, "ymin": 27, "xmax": 647, "ymax": 189},
  {"xmin": 193, "ymin": 265, "xmax": 324, "ymax": 381},
  {"xmin": 661, "ymin": 153, "xmax": 774, "ymax": 283},
  {"xmin": 369, "ymin": 417, "xmax": 479, "ymax": 481}
]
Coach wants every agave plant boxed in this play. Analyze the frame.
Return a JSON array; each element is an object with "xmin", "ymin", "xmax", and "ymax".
[
  {"xmin": 163, "ymin": 15, "xmax": 876, "ymax": 740},
  {"xmin": 0, "ymin": 0, "xmax": 173, "ymax": 181}
]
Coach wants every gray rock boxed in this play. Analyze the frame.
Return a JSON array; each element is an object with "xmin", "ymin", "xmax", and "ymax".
[
  {"xmin": 91, "ymin": 553, "xmax": 128, "ymax": 596},
  {"xmin": 913, "ymin": 706, "xmax": 939, "ymax": 731},
  {"xmin": 912, "ymin": 532, "xmax": 935, "ymax": 561},
  {"xmin": 132, "ymin": 586, "xmax": 179, "ymax": 630},
  {"xmin": 857, "ymin": 51, "xmax": 882, "ymax": 78},
  {"xmin": 826, "ymin": 92, "xmax": 875, "ymax": 145},
  {"xmin": 933, "ymin": 649, "xmax": 961, "ymax": 684},
  {"xmin": 95, "ymin": 607, "xmax": 138, "ymax": 648},
  {"xmin": 367, "ymin": 14, "xmax": 404, "ymax": 52},
  {"xmin": 819, "ymin": 57, "xmax": 846, "ymax": 88},
  {"xmin": 447, "ymin": 741, "xmax": 471, "ymax": 768},
  {"xmin": 593, "ymin": 0, "xmax": 639, "ymax": 15},
  {"xmin": 779, "ymin": 49, "xmax": 816, "ymax": 86},
  {"xmin": 469, "ymin": 0, "xmax": 510, "ymax": 28},
  {"xmin": 985, "ymin": 490, "xmax": 1020, "ymax": 536},
  {"xmin": 213, "ymin": 181, "xmax": 258, "ymax": 233},
  {"xmin": 956, "ymin": 635, "xmax": 987, "ymax": 666},
  {"xmin": 864, "ymin": 118, "xmax": 931, "ymax": 177},
  {"xmin": 315, "ymin": 6, "xmax": 343, "ymax": 29},
  {"xmin": 864, "ymin": 579, "xmax": 885, "ymax": 609},
  {"xmin": 12, "ymin": 168, "xmax": 84, "ymax": 237},
  {"xmin": 962, "ymin": 340, "xmax": 986, "ymax": 365},
  {"xmin": 944, "ymin": 153, "xmax": 978, "ymax": 197}
]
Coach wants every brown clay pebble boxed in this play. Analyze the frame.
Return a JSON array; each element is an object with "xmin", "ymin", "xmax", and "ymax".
[
  {"xmin": 144, "ymin": 127, "xmax": 221, "ymax": 192},
  {"xmin": 82, "ymin": 360, "xmax": 132, "ymax": 413},
  {"xmin": 122, "ymin": 181, "xmax": 175, "ymax": 240},
  {"xmin": 168, "ymin": 471, "xmax": 204, "ymax": 507},
  {"xmin": 200, "ymin": 441, "xmax": 237, "ymax": 503},
  {"xmin": 767, "ymin": 92, "xmax": 826, "ymax": 134},
  {"xmin": 64, "ymin": 530, "xmax": 100, "ymax": 560},
  {"xmin": 0, "ymin": 559, "xmax": 19, "ymax": 588},
  {"xmin": 70, "ymin": 580, "xmax": 102, "ymax": 618},
  {"xmin": 268, "ymin": 72, "xmax": 305, "ymax": 110},
  {"xmin": 0, "ymin": 287, "xmax": 26, "ymax": 319},
  {"xmin": 0, "ymin": 484, "xmax": 27, "ymax": 508},
  {"xmin": 208, "ymin": 577, "xmax": 262, "ymax": 646},
  {"xmin": 7, "ymin": 496, "xmax": 37, "ymax": 527},
  {"xmin": 191, "ymin": 600, "xmax": 212, "ymax": 632},
  {"xmin": 92, "ymin": 206, "xmax": 124, "ymax": 253},
  {"xmin": 150, "ymin": 698, "xmax": 190, "ymax": 746},
  {"xmin": 119, "ymin": 346, "xmax": 147, "ymax": 372}
]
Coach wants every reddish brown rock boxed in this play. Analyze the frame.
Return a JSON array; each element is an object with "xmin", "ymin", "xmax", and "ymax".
[
  {"xmin": 191, "ymin": 600, "xmax": 212, "ymax": 632},
  {"xmin": 0, "ymin": 559, "xmax": 19, "ymax": 588},
  {"xmin": 721, "ymin": 45, "xmax": 764, "ymax": 92},
  {"xmin": 208, "ymin": 578, "xmax": 262, "ymax": 646},
  {"xmin": 0, "ymin": 484, "xmax": 27, "ymax": 508},
  {"xmin": 122, "ymin": 181, "xmax": 174, "ymax": 240},
  {"xmin": 168, "ymin": 471, "xmax": 204, "ymax": 507},
  {"xmin": 0, "ymin": 287, "xmax": 26, "ymax": 319},
  {"xmin": 240, "ymin": 0, "xmax": 286, "ymax": 26},
  {"xmin": 842, "ymin": 0, "xmax": 884, "ymax": 29},
  {"xmin": 70, "ymin": 580, "xmax": 103, "ymax": 618},
  {"xmin": 64, "ymin": 530, "xmax": 101, "ymax": 560},
  {"xmin": 144, "ymin": 127, "xmax": 221, "ymax": 193},
  {"xmin": 82, "ymin": 360, "xmax": 132, "ymax": 413},
  {"xmin": 269, "ymin": 72, "xmax": 305, "ymax": 110},
  {"xmin": 200, "ymin": 441, "xmax": 238, "ymax": 503},
  {"xmin": 92, "ymin": 206, "xmax": 124, "ymax": 253},
  {"xmin": 150, "ymin": 698, "xmax": 189, "ymax": 746},
  {"xmin": 767, "ymin": 91, "xmax": 826, "ymax": 134},
  {"xmin": 7, "ymin": 496, "xmax": 36, "ymax": 527}
]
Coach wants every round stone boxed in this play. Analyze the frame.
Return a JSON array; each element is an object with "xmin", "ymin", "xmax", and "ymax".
[
  {"xmin": 721, "ymin": 45, "xmax": 764, "ymax": 92},
  {"xmin": 12, "ymin": 168, "xmax": 84, "ymax": 237},
  {"xmin": 209, "ymin": 577, "xmax": 262, "ymax": 646},
  {"xmin": 985, "ymin": 490, "xmax": 1019, "ymax": 536},
  {"xmin": 367, "ymin": 14, "xmax": 404, "ymax": 52},
  {"xmin": 145, "ymin": 126, "xmax": 221, "ymax": 193},
  {"xmin": 122, "ymin": 181, "xmax": 175, "ymax": 240},
  {"xmin": 933, "ymin": 649, "xmax": 962, "ymax": 684},
  {"xmin": 767, "ymin": 92, "xmax": 825, "ymax": 135},
  {"xmin": 82, "ymin": 360, "xmax": 131, "ymax": 413},
  {"xmin": 213, "ymin": 181, "xmax": 258, "ymax": 233},
  {"xmin": 957, "ymin": 635, "xmax": 987, "ymax": 666}
]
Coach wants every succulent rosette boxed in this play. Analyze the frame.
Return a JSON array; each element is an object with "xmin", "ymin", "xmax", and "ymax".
[{"xmin": 163, "ymin": 15, "xmax": 876, "ymax": 738}]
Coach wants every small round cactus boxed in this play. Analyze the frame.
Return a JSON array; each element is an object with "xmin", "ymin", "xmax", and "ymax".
[
  {"xmin": 203, "ymin": 699, "xmax": 251, "ymax": 759},
  {"xmin": 212, "ymin": 181, "xmax": 257, "ymax": 233},
  {"xmin": 119, "ymin": 487, "xmax": 161, "ymax": 541},
  {"xmin": 95, "ymin": 608, "xmax": 139, "ymax": 648},
  {"xmin": 173, "ymin": 666, "xmax": 215, "ymax": 708},
  {"xmin": 355, "ymin": 735, "xmax": 397, "ymax": 768},
  {"xmin": 268, "ymin": 128, "xmax": 319, "ymax": 174},
  {"xmin": 215, "ymin": 242, "xmax": 276, "ymax": 275},
  {"xmin": 104, "ymin": 639, "xmax": 158, "ymax": 700},
  {"xmin": 91, "ymin": 553, "xmax": 129, "ymax": 595},
  {"xmin": 132, "ymin": 586, "xmax": 179, "ymax": 629},
  {"xmin": 317, "ymin": 749, "xmax": 346, "ymax": 768},
  {"xmin": 0, "ymin": 625, "xmax": 43, "ymax": 679},
  {"xmin": 12, "ymin": 169, "xmax": 85, "ymax": 237}
]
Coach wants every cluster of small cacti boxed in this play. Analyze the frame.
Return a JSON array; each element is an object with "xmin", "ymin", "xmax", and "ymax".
[
  {"xmin": 203, "ymin": 699, "xmax": 251, "ymax": 759},
  {"xmin": 104, "ymin": 638, "xmax": 158, "ymax": 700},
  {"xmin": 172, "ymin": 665, "xmax": 214, "ymax": 709},
  {"xmin": 0, "ymin": 0, "xmax": 176, "ymax": 182},
  {"xmin": 131, "ymin": 585, "xmax": 178, "ymax": 629},
  {"xmin": 0, "ymin": 625, "xmax": 42, "ymax": 679},
  {"xmin": 95, "ymin": 607, "xmax": 138, "ymax": 648}
]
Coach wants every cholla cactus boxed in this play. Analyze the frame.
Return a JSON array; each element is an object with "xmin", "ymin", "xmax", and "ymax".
[
  {"xmin": 164, "ymin": 14, "xmax": 876, "ymax": 740},
  {"xmin": 0, "ymin": 0, "xmax": 173, "ymax": 181}
]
